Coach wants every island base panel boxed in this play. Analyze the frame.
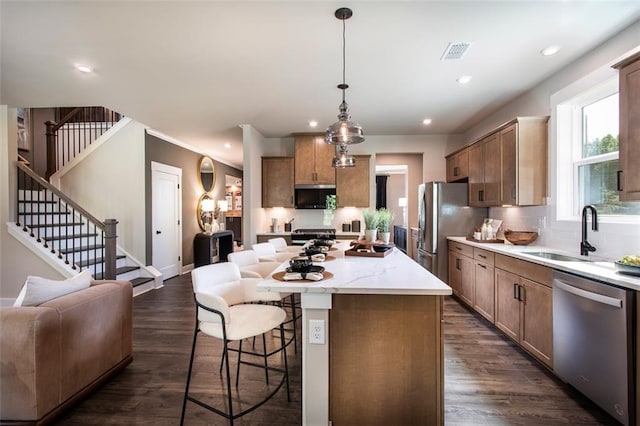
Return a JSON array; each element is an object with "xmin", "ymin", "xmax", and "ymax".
[{"xmin": 329, "ymin": 294, "xmax": 444, "ymax": 426}]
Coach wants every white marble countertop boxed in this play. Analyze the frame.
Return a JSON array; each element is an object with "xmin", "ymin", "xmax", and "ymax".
[
  {"xmin": 256, "ymin": 232, "xmax": 363, "ymax": 237},
  {"xmin": 447, "ymin": 236, "xmax": 640, "ymax": 291},
  {"xmin": 258, "ymin": 242, "xmax": 451, "ymax": 296}
]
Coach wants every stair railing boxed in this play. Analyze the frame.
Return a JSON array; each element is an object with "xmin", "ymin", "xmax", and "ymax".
[
  {"xmin": 16, "ymin": 160, "xmax": 118, "ymax": 279},
  {"xmin": 45, "ymin": 107, "xmax": 122, "ymax": 179}
]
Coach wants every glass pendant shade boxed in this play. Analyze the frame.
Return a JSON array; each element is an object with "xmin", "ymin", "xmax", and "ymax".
[
  {"xmin": 332, "ymin": 144, "xmax": 356, "ymax": 168},
  {"xmin": 326, "ymin": 100, "xmax": 365, "ymax": 145}
]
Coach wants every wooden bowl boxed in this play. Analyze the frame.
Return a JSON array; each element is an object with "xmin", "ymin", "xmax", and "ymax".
[{"xmin": 504, "ymin": 230, "xmax": 538, "ymax": 245}]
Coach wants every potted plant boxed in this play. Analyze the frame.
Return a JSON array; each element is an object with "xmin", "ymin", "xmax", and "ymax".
[
  {"xmin": 362, "ymin": 210, "xmax": 380, "ymax": 242},
  {"xmin": 323, "ymin": 195, "xmax": 337, "ymax": 226},
  {"xmin": 376, "ymin": 208, "xmax": 395, "ymax": 244}
]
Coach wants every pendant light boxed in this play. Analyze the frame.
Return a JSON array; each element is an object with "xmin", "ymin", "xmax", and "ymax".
[
  {"xmin": 326, "ymin": 7, "xmax": 365, "ymax": 147},
  {"xmin": 332, "ymin": 143, "xmax": 356, "ymax": 168}
]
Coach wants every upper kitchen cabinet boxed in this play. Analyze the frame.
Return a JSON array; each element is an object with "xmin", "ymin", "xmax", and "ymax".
[
  {"xmin": 445, "ymin": 148, "xmax": 469, "ymax": 182},
  {"xmin": 468, "ymin": 116, "xmax": 548, "ymax": 207},
  {"xmin": 294, "ymin": 135, "xmax": 336, "ymax": 186},
  {"xmin": 262, "ymin": 157, "xmax": 294, "ymax": 208},
  {"xmin": 614, "ymin": 52, "xmax": 640, "ymax": 201},
  {"xmin": 499, "ymin": 117, "xmax": 549, "ymax": 206},
  {"xmin": 468, "ymin": 132, "xmax": 500, "ymax": 207},
  {"xmin": 336, "ymin": 155, "xmax": 370, "ymax": 207}
]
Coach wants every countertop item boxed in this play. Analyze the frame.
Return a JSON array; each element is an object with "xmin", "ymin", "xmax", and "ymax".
[
  {"xmin": 258, "ymin": 241, "xmax": 451, "ymax": 296},
  {"xmin": 447, "ymin": 236, "xmax": 640, "ymax": 291}
]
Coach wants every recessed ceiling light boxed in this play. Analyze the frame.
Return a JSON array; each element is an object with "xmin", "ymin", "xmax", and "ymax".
[
  {"xmin": 540, "ymin": 45, "xmax": 561, "ymax": 56},
  {"xmin": 457, "ymin": 75, "xmax": 472, "ymax": 85},
  {"xmin": 74, "ymin": 63, "xmax": 93, "ymax": 73},
  {"xmin": 422, "ymin": 118, "xmax": 432, "ymax": 125},
  {"xmin": 309, "ymin": 120, "xmax": 318, "ymax": 128},
  {"xmin": 224, "ymin": 142, "xmax": 231, "ymax": 149}
]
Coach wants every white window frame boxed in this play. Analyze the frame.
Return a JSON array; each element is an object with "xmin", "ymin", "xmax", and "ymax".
[{"xmin": 554, "ymin": 72, "xmax": 637, "ymax": 224}]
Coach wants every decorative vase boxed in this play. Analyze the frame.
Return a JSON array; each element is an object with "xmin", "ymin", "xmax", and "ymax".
[
  {"xmin": 364, "ymin": 229, "xmax": 377, "ymax": 242},
  {"xmin": 323, "ymin": 209, "xmax": 334, "ymax": 227},
  {"xmin": 379, "ymin": 231, "xmax": 390, "ymax": 244}
]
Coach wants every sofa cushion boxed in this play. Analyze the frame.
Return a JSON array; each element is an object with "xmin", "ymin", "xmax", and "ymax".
[{"xmin": 14, "ymin": 269, "xmax": 92, "ymax": 307}]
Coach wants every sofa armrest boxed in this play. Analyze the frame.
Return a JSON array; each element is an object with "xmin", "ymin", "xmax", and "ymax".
[{"xmin": 1, "ymin": 306, "xmax": 61, "ymax": 421}]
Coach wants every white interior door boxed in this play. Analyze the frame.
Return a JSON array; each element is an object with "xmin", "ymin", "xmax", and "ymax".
[{"xmin": 152, "ymin": 162, "xmax": 182, "ymax": 279}]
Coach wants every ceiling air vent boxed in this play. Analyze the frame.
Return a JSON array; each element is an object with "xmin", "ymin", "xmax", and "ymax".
[{"xmin": 441, "ymin": 42, "xmax": 471, "ymax": 60}]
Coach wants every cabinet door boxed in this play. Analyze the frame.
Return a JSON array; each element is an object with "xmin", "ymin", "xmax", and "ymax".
[
  {"xmin": 315, "ymin": 138, "xmax": 337, "ymax": 185},
  {"xmin": 448, "ymin": 251, "xmax": 462, "ymax": 296},
  {"xmin": 520, "ymin": 277, "xmax": 553, "ymax": 367},
  {"xmin": 619, "ymin": 56, "xmax": 640, "ymax": 201},
  {"xmin": 483, "ymin": 133, "xmax": 501, "ymax": 205},
  {"xmin": 494, "ymin": 268, "xmax": 520, "ymax": 341},
  {"xmin": 458, "ymin": 254, "xmax": 475, "ymax": 307},
  {"xmin": 336, "ymin": 155, "xmax": 370, "ymax": 207},
  {"xmin": 468, "ymin": 143, "xmax": 484, "ymax": 206},
  {"xmin": 473, "ymin": 261, "xmax": 494, "ymax": 323},
  {"xmin": 262, "ymin": 157, "xmax": 294, "ymax": 207},
  {"xmin": 446, "ymin": 149, "xmax": 469, "ymax": 182},
  {"xmin": 500, "ymin": 124, "xmax": 517, "ymax": 205},
  {"xmin": 294, "ymin": 136, "xmax": 317, "ymax": 184}
]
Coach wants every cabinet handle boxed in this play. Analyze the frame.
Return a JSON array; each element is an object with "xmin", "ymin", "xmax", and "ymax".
[
  {"xmin": 518, "ymin": 285, "xmax": 525, "ymax": 302},
  {"xmin": 478, "ymin": 263, "xmax": 487, "ymax": 269},
  {"xmin": 453, "ymin": 166, "xmax": 459, "ymax": 177},
  {"xmin": 456, "ymin": 247, "xmax": 462, "ymax": 251},
  {"xmin": 456, "ymin": 258, "xmax": 461, "ymax": 270},
  {"xmin": 478, "ymin": 254, "xmax": 487, "ymax": 259},
  {"xmin": 617, "ymin": 170, "xmax": 623, "ymax": 191},
  {"xmin": 479, "ymin": 190, "xmax": 484, "ymax": 202},
  {"xmin": 513, "ymin": 283, "xmax": 518, "ymax": 300}
]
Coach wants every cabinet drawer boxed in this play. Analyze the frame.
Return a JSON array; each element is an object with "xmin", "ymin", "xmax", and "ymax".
[
  {"xmin": 448, "ymin": 241, "xmax": 473, "ymax": 258},
  {"xmin": 495, "ymin": 253, "xmax": 552, "ymax": 287},
  {"xmin": 473, "ymin": 248, "xmax": 494, "ymax": 265}
]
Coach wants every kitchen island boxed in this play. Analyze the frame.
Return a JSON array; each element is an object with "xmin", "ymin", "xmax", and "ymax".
[{"xmin": 258, "ymin": 243, "xmax": 451, "ymax": 426}]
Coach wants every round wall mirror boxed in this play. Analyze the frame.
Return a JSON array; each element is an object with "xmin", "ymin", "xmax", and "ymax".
[
  {"xmin": 199, "ymin": 157, "xmax": 216, "ymax": 193},
  {"xmin": 197, "ymin": 193, "xmax": 216, "ymax": 232}
]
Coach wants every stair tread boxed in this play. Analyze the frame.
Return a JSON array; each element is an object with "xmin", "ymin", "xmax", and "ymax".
[
  {"xmin": 59, "ymin": 244, "xmax": 105, "ymax": 254},
  {"xmin": 94, "ymin": 265, "xmax": 140, "ymax": 280},
  {"xmin": 130, "ymin": 277, "xmax": 155, "ymax": 287},
  {"xmin": 44, "ymin": 232, "xmax": 98, "ymax": 241},
  {"xmin": 27, "ymin": 222, "xmax": 87, "ymax": 228},
  {"xmin": 77, "ymin": 254, "xmax": 126, "ymax": 268}
]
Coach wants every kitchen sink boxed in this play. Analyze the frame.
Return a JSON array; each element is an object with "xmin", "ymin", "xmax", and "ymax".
[{"xmin": 522, "ymin": 251, "xmax": 589, "ymax": 262}]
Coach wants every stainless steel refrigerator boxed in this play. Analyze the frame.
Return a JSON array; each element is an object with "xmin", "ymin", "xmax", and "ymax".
[{"xmin": 417, "ymin": 182, "xmax": 487, "ymax": 282}]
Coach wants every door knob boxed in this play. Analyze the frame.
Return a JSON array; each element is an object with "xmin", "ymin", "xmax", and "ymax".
[{"xmin": 156, "ymin": 230, "xmax": 162, "ymax": 234}]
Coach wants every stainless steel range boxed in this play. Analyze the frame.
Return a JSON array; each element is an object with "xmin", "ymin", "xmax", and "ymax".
[{"xmin": 291, "ymin": 228, "xmax": 336, "ymax": 245}]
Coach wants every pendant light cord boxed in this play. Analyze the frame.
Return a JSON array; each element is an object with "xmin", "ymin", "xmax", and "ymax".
[{"xmin": 342, "ymin": 17, "xmax": 346, "ymax": 103}]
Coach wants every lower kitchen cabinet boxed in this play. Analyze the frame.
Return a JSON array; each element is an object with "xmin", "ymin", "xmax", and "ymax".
[
  {"xmin": 448, "ymin": 241, "xmax": 474, "ymax": 305},
  {"xmin": 473, "ymin": 251, "xmax": 494, "ymax": 323},
  {"xmin": 495, "ymin": 254, "xmax": 553, "ymax": 368}
]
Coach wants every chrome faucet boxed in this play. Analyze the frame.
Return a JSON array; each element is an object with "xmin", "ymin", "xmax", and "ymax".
[{"xmin": 580, "ymin": 205, "xmax": 598, "ymax": 256}]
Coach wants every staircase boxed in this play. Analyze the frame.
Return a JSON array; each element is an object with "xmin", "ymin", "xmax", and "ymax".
[{"xmin": 12, "ymin": 107, "xmax": 160, "ymax": 294}]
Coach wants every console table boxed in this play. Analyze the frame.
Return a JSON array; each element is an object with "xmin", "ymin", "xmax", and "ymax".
[{"xmin": 193, "ymin": 231, "xmax": 234, "ymax": 267}]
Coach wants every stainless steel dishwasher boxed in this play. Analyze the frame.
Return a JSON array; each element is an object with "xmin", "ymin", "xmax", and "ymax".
[{"xmin": 553, "ymin": 270, "xmax": 635, "ymax": 425}]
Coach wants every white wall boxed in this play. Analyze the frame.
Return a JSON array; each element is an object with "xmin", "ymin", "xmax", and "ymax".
[
  {"xmin": 470, "ymin": 20, "xmax": 640, "ymax": 260},
  {"xmin": 58, "ymin": 119, "xmax": 147, "ymax": 261},
  {"xmin": 1, "ymin": 106, "xmax": 65, "ymax": 301},
  {"xmin": 242, "ymin": 124, "xmax": 270, "ymax": 247}
]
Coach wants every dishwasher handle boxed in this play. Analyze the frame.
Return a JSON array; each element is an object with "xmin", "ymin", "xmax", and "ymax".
[{"xmin": 554, "ymin": 279, "xmax": 622, "ymax": 308}]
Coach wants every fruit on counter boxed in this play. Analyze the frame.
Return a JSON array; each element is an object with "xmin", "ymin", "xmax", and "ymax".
[{"xmin": 619, "ymin": 255, "xmax": 640, "ymax": 266}]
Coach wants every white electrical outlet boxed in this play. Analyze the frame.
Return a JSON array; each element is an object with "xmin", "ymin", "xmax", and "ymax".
[{"xmin": 309, "ymin": 319, "xmax": 325, "ymax": 345}]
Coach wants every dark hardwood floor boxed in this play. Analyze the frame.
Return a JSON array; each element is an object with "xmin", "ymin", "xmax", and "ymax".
[{"xmin": 54, "ymin": 274, "xmax": 618, "ymax": 425}]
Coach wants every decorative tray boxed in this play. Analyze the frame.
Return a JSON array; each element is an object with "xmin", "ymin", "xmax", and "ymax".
[
  {"xmin": 466, "ymin": 236, "xmax": 504, "ymax": 244},
  {"xmin": 345, "ymin": 247, "xmax": 392, "ymax": 258},
  {"xmin": 615, "ymin": 261, "xmax": 640, "ymax": 277},
  {"xmin": 272, "ymin": 270, "xmax": 334, "ymax": 282}
]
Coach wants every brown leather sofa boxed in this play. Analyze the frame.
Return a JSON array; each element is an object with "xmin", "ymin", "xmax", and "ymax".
[{"xmin": 1, "ymin": 280, "xmax": 133, "ymax": 425}]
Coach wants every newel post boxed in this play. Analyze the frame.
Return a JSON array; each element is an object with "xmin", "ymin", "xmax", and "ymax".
[
  {"xmin": 104, "ymin": 219, "xmax": 118, "ymax": 280},
  {"xmin": 45, "ymin": 120, "xmax": 57, "ymax": 180}
]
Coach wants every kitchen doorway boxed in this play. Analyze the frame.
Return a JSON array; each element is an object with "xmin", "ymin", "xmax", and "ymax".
[{"xmin": 225, "ymin": 175, "xmax": 243, "ymax": 246}]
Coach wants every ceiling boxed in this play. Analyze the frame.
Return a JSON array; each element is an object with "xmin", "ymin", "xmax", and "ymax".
[{"xmin": 2, "ymin": 1, "xmax": 640, "ymax": 169}]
